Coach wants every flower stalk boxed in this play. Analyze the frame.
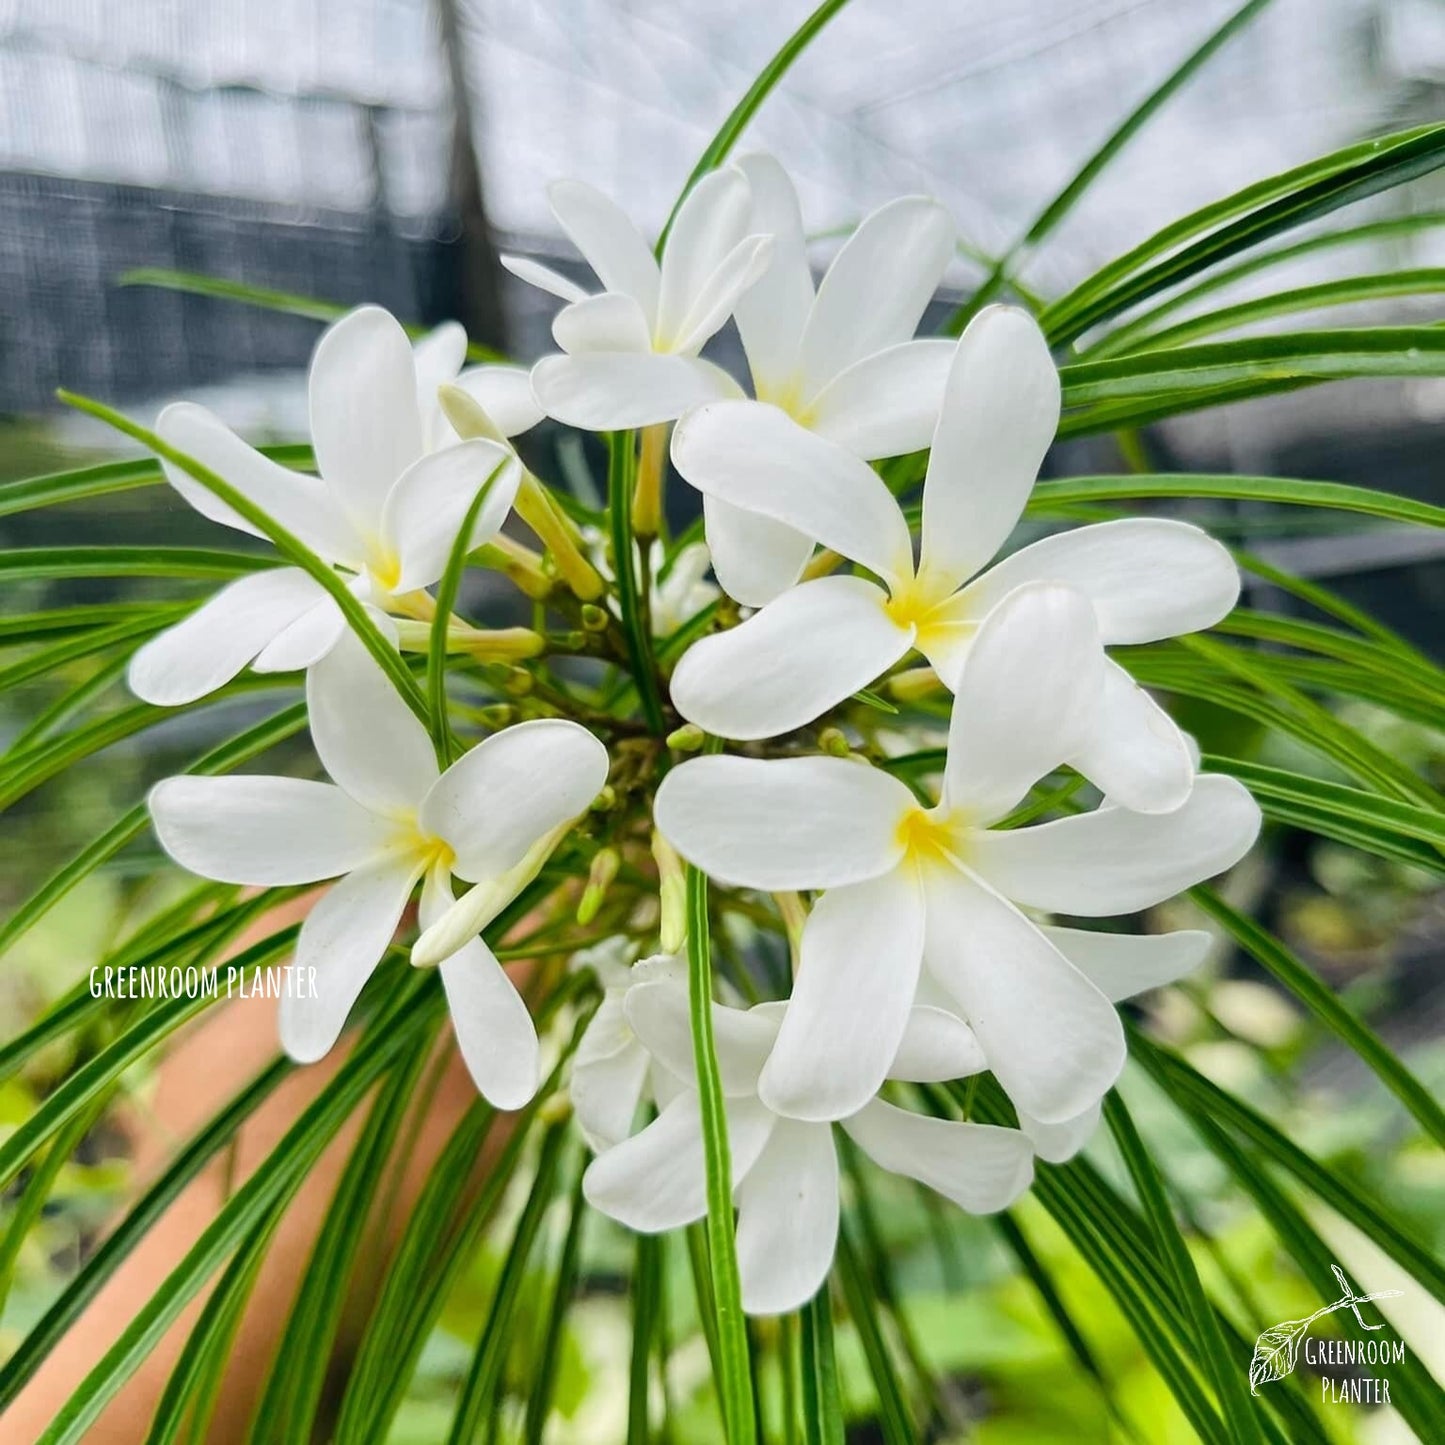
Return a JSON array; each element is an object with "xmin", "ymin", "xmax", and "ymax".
[
  {"xmin": 474, "ymin": 535, "xmax": 554, "ymax": 599},
  {"xmin": 632, "ymin": 423, "xmax": 669, "ymax": 538},
  {"xmin": 608, "ymin": 430, "xmax": 668, "ymax": 734}
]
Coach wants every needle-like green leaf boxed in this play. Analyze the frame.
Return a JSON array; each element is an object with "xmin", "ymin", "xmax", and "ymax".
[{"xmin": 686, "ymin": 855, "xmax": 756, "ymax": 1445}]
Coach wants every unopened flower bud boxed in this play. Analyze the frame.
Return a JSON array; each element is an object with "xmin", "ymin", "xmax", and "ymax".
[
  {"xmin": 666, "ymin": 723, "xmax": 706, "ymax": 752},
  {"xmin": 581, "ymin": 603, "xmax": 610, "ymax": 632},
  {"xmin": 503, "ymin": 668, "xmax": 534, "ymax": 697},
  {"xmin": 590, "ymin": 784, "xmax": 618, "ymax": 812},
  {"xmin": 539, "ymin": 1092, "xmax": 573, "ymax": 1125},
  {"xmin": 576, "ymin": 847, "xmax": 620, "ymax": 925},
  {"xmin": 818, "ymin": 727, "xmax": 850, "ymax": 757},
  {"xmin": 889, "ymin": 666, "xmax": 943, "ymax": 702},
  {"xmin": 652, "ymin": 830, "xmax": 687, "ymax": 955},
  {"xmin": 478, "ymin": 703, "xmax": 517, "ymax": 728},
  {"xmin": 437, "ymin": 383, "xmax": 504, "ymax": 442}
]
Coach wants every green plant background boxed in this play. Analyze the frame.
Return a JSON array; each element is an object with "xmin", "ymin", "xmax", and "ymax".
[{"xmin": 2, "ymin": 0, "xmax": 1444, "ymax": 1440}]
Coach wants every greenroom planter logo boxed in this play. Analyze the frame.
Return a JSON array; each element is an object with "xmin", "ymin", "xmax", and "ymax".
[{"xmin": 1249, "ymin": 1264, "xmax": 1405, "ymax": 1406}]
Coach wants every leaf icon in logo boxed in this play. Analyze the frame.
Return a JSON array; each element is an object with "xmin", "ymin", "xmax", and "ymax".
[
  {"xmin": 1247, "ymin": 1265, "xmax": 1403, "ymax": 1394},
  {"xmin": 1249, "ymin": 1318, "xmax": 1311, "ymax": 1394}
]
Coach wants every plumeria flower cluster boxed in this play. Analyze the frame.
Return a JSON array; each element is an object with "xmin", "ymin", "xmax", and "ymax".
[{"xmin": 134, "ymin": 151, "xmax": 1261, "ymax": 1318}]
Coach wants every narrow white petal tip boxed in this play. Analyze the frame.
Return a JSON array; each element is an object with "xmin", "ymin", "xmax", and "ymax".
[
  {"xmin": 280, "ymin": 1035, "xmax": 331, "ymax": 1067},
  {"xmin": 475, "ymin": 1071, "xmax": 539, "ymax": 1114}
]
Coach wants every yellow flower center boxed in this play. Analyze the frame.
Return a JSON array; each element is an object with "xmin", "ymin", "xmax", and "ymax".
[
  {"xmin": 755, "ymin": 374, "xmax": 812, "ymax": 425},
  {"xmin": 883, "ymin": 573, "xmax": 951, "ymax": 633},
  {"xmin": 367, "ymin": 544, "xmax": 403, "ymax": 594},
  {"xmin": 395, "ymin": 814, "xmax": 456, "ymax": 873},
  {"xmin": 894, "ymin": 806, "xmax": 967, "ymax": 870}
]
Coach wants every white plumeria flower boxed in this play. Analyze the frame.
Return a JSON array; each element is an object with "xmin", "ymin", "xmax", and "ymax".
[
  {"xmin": 581, "ymin": 534, "xmax": 720, "ymax": 640},
  {"xmin": 655, "ymin": 584, "xmax": 1262, "ymax": 1128},
  {"xmin": 570, "ymin": 951, "xmax": 686, "ymax": 1152},
  {"xmin": 507, "ymin": 172, "xmax": 772, "ymax": 430},
  {"xmin": 147, "ymin": 632, "xmax": 609, "ymax": 1108},
  {"xmin": 908, "ymin": 926, "xmax": 1214, "ymax": 1164},
  {"xmin": 129, "ymin": 306, "xmax": 525, "ymax": 706},
  {"xmin": 427, "ymin": 359, "xmax": 545, "ymax": 453},
  {"xmin": 669, "ymin": 304, "xmax": 1240, "ymax": 813},
  {"xmin": 582, "ymin": 977, "xmax": 1027, "ymax": 1316},
  {"xmin": 649, "ymin": 541, "xmax": 720, "ymax": 638},
  {"xmin": 686, "ymin": 153, "xmax": 957, "ymax": 607}
]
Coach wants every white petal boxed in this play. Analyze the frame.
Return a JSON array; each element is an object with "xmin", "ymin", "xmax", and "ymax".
[
  {"xmin": 420, "ymin": 719, "xmax": 609, "ymax": 882},
  {"xmin": 888, "ymin": 1005, "xmax": 987, "ymax": 1082},
  {"xmin": 380, "ymin": 440, "xmax": 521, "ymax": 593},
  {"xmin": 582, "ymin": 1091, "xmax": 774, "ymax": 1233},
  {"xmin": 1040, "ymin": 926, "xmax": 1212, "ymax": 1003},
  {"xmin": 423, "ymin": 871, "xmax": 539, "ymax": 1109},
  {"xmin": 671, "ymin": 402, "xmax": 913, "ymax": 585},
  {"xmin": 575, "ymin": 988, "xmax": 633, "ymax": 1064},
  {"xmin": 758, "ymin": 868, "xmax": 925, "ymax": 1122},
  {"xmin": 1069, "ymin": 658, "xmax": 1194, "ymax": 814},
  {"xmin": 500, "ymin": 253, "xmax": 589, "ymax": 304},
  {"xmin": 649, "ymin": 1058, "xmax": 686, "ymax": 1112},
  {"xmin": 730, "ymin": 152, "xmax": 813, "ymax": 395},
  {"xmin": 668, "ymin": 575, "xmax": 911, "ymax": 741},
  {"xmin": 156, "ymin": 403, "xmax": 358, "ymax": 563},
  {"xmin": 573, "ymin": 1039, "xmax": 650, "ymax": 1152},
  {"xmin": 250, "ymin": 593, "xmax": 347, "ymax": 674},
  {"xmin": 573, "ymin": 1038, "xmax": 649, "ymax": 1152},
  {"xmin": 941, "ymin": 583, "xmax": 1105, "ymax": 825},
  {"xmin": 412, "ymin": 321, "xmax": 468, "ymax": 403},
  {"xmin": 548, "ymin": 179, "xmax": 660, "ymax": 322},
  {"xmin": 451, "ymin": 365, "xmax": 545, "ymax": 438},
  {"xmin": 552, "ymin": 292, "xmax": 653, "ymax": 355},
  {"xmin": 669, "ymin": 235, "xmax": 773, "ymax": 356},
  {"xmin": 656, "ymin": 169, "xmax": 750, "ymax": 347},
  {"xmin": 843, "ymin": 1099, "xmax": 1034, "ymax": 1213},
  {"xmin": 961, "ymin": 518, "xmax": 1240, "ymax": 646},
  {"xmin": 1019, "ymin": 1100, "xmax": 1102, "ymax": 1164},
  {"xmin": 306, "ymin": 631, "xmax": 438, "ymax": 815},
  {"xmin": 149, "ymin": 775, "xmax": 395, "ymax": 886},
  {"xmin": 281, "ymin": 852, "xmax": 421, "ymax": 1063},
  {"xmin": 902, "ymin": 589, "xmax": 979, "ymax": 688},
  {"xmin": 531, "ymin": 352, "xmax": 740, "ymax": 430},
  {"xmin": 807, "ymin": 339, "xmax": 956, "ymax": 461},
  {"xmin": 969, "ymin": 774, "xmax": 1262, "ymax": 917},
  {"xmin": 309, "ymin": 306, "xmax": 424, "ymax": 534},
  {"xmin": 439, "ymin": 942, "xmax": 540, "ymax": 1109},
  {"xmin": 701, "ymin": 493, "xmax": 813, "ymax": 609},
  {"xmin": 735, "ymin": 1119, "xmax": 839, "ymax": 1316},
  {"xmin": 798, "ymin": 197, "xmax": 955, "ymax": 399},
  {"xmin": 918, "ymin": 306, "xmax": 1059, "ymax": 591},
  {"xmin": 654, "ymin": 753, "xmax": 912, "ymax": 890},
  {"xmin": 922, "ymin": 867, "xmax": 1125, "ymax": 1124},
  {"xmin": 127, "ymin": 568, "xmax": 325, "ymax": 705},
  {"xmin": 624, "ymin": 981, "xmax": 778, "ymax": 1096}
]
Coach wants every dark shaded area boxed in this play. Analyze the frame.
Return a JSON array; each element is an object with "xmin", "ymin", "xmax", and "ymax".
[{"xmin": 0, "ymin": 172, "xmax": 478, "ymax": 412}]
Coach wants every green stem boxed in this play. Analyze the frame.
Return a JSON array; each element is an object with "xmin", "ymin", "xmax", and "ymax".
[
  {"xmin": 685, "ymin": 854, "xmax": 756, "ymax": 1444},
  {"xmin": 656, "ymin": 0, "xmax": 853, "ymax": 254},
  {"xmin": 945, "ymin": 0, "xmax": 1276, "ymax": 332},
  {"xmin": 629, "ymin": 1232, "xmax": 661, "ymax": 1443},
  {"xmin": 426, "ymin": 457, "xmax": 509, "ymax": 766},
  {"xmin": 608, "ymin": 431, "xmax": 667, "ymax": 733},
  {"xmin": 799, "ymin": 1288, "xmax": 843, "ymax": 1445},
  {"xmin": 1104, "ymin": 1093, "xmax": 1266, "ymax": 1445}
]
